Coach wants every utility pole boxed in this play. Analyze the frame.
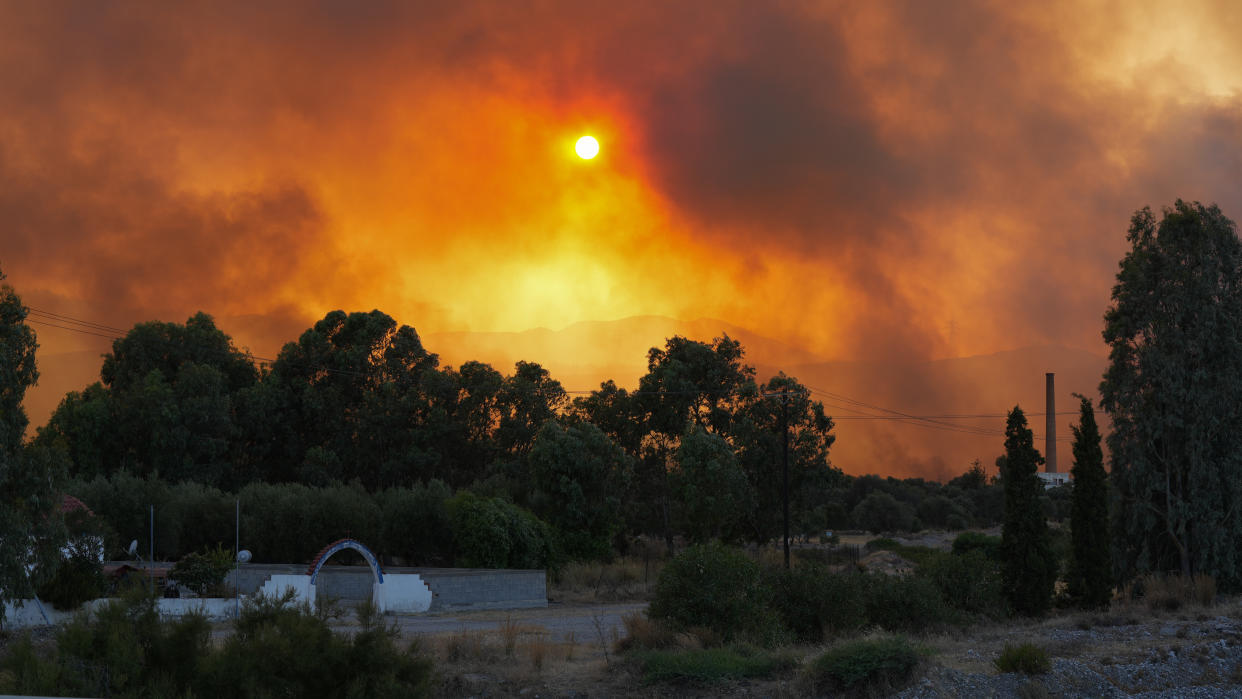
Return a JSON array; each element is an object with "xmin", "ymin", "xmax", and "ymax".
[
  {"xmin": 781, "ymin": 392, "xmax": 790, "ymax": 570},
  {"xmin": 149, "ymin": 505, "xmax": 154, "ymax": 596}
]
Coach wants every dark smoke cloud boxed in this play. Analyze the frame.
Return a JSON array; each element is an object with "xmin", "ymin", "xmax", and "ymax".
[{"xmin": 3, "ymin": 0, "xmax": 1241, "ymax": 474}]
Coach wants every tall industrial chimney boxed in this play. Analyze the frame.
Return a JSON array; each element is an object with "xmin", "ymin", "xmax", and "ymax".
[{"xmin": 1045, "ymin": 373, "xmax": 1056, "ymax": 473}]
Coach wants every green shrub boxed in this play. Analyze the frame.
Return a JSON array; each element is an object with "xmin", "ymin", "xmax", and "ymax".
[
  {"xmin": 767, "ymin": 564, "xmax": 868, "ymax": 642},
  {"xmin": 447, "ymin": 492, "xmax": 555, "ymax": 570},
  {"xmin": 648, "ymin": 543, "xmax": 779, "ymax": 645},
  {"xmin": 994, "ymin": 643, "xmax": 1051, "ymax": 674},
  {"xmin": 1, "ymin": 588, "xmax": 434, "ymax": 699},
  {"xmin": 37, "ymin": 554, "xmax": 106, "ymax": 610},
  {"xmin": 200, "ymin": 594, "xmax": 434, "ymax": 698},
  {"xmin": 952, "ymin": 531, "xmax": 1001, "ymax": 560},
  {"xmin": 635, "ymin": 645, "xmax": 798, "ymax": 685},
  {"xmin": 170, "ymin": 545, "xmax": 235, "ymax": 596},
  {"xmin": 866, "ymin": 537, "xmax": 901, "ymax": 552},
  {"xmin": 805, "ymin": 636, "xmax": 921, "ymax": 696},
  {"xmin": 378, "ymin": 481, "xmax": 453, "ymax": 566},
  {"xmin": 864, "ymin": 574, "xmax": 949, "ymax": 632},
  {"xmin": 916, "ymin": 550, "xmax": 1006, "ymax": 618}
]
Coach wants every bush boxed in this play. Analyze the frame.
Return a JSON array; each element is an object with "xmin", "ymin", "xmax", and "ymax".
[
  {"xmin": 805, "ymin": 636, "xmax": 921, "ymax": 696},
  {"xmin": 994, "ymin": 643, "xmax": 1050, "ymax": 674},
  {"xmin": 648, "ymin": 543, "xmax": 779, "ymax": 645},
  {"xmin": 1, "ymin": 588, "xmax": 434, "ymax": 698},
  {"xmin": 951, "ymin": 531, "xmax": 1001, "ymax": 559},
  {"xmin": 916, "ymin": 550, "xmax": 1006, "ymax": 619},
  {"xmin": 853, "ymin": 493, "xmax": 915, "ymax": 533},
  {"xmin": 378, "ymin": 481, "xmax": 453, "ymax": 566},
  {"xmin": 864, "ymin": 574, "xmax": 950, "ymax": 633},
  {"xmin": 200, "ymin": 595, "xmax": 434, "ymax": 698},
  {"xmin": 37, "ymin": 555, "xmax": 106, "ymax": 611},
  {"xmin": 767, "ymin": 564, "xmax": 869, "ymax": 642},
  {"xmin": 635, "ymin": 645, "xmax": 798, "ymax": 685},
  {"xmin": 447, "ymin": 492, "xmax": 555, "ymax": 570},
  {"xmin": 170, "ymin": 545, "xmax": 235, "ymax": 596}
]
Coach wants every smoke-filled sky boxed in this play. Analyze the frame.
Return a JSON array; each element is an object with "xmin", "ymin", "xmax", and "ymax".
[{"xmin": 4, "ymin": 1, "xmax": 1242, "ymax": 455}]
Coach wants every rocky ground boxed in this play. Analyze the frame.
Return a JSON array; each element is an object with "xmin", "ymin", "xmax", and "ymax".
[
  {"xmin": 411, "ymin": 598, "xmax": 1242, "ymax": 697},
  {"xmin": 898, "ymin": 602, "xmax": 1242, "ymax": 698}
]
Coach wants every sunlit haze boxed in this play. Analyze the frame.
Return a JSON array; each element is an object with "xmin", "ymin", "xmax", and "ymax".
[{"xmin": 4, "ymin": 1, "xmax": 1240, "ymax": 478}]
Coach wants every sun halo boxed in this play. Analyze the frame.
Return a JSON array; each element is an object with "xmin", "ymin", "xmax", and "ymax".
[{"xmin": 575, "ymin": 135, "xmax": 599, "ymax": 159}]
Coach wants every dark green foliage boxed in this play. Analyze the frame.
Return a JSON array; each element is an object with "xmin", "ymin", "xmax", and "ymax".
[
  {"xmin": 378, "ymin": 480, "xmax": 454, "ymax": 565},
  {"xmin": 864, "ymin": 573, "xmax": 951, "ymax": 632},
  {"xmin": 0, "ymin": 268, "xmax": 66, "ymax": 622},
  {"xmin": 69, "ymin": 473, "xmax": 553, "ymax": 570},
  {"xmin": 36, "ymin": 553, "xmax": 106, "ymax": 610},
  {"xmin": 1102, "ymin": 201, "xmax": 1242, "ymax": 589},
  {"xmin": 528, "ymin": 420, "xmax": 630, "ymax": 560},
  {"xmin": 916, "ymin": 550, "xmax": 1006, "ymax": 618},
  {"xmin": 170, "ymin": 545, "xmax": 235, "ymax": 595},
  {"xmin": 952, "ymin": 531, "xmax": 1001, "ymax": 559},
  {"xmin": 634, "ymin": 645, "xmax": 798, "ymax": 685},
  {"xmin": 200, "ymin": 596, "xmax": 433, "ymax": 698},
  {"xmin": 671, "ymin": 425, "xmax": 752, "ymax": 543},
  {"xmin": 805, "ymin": 636, "xmax": 921, "ymax": 697},
  {"xmin": 4, "ymin": 588, "xmax": 213, "ymax": 697},
  {"xmin": 649, "ymin": 543, "xmax": 778, "ymax": 644},
  {"xmin": 999, "ymin": 407, "xmax": 1057, "ymax": 616},
  {"xmin": 853, "ymin": 492, "xmax": 916, "ymax": 533},
  {"xmin": 994, "ymin": 643, "xmax": 1051, "ymax": 674},
  {"xmin": 1067, "ymin": 396, "xmax": 1111, "ymax": 608},
  {"xmin": 0, "ymin": 266, "xmax": 38, "ymax": 454},
  {"xmin": 766, "ymin": 565, "xmax": 869, "ymax": 642},
  {"xmin": 0, "ymin": 590, "xmax": 434, "ymax": 698},
  {"xmin": 447, "ymin": 492, "xmax": 554, "ymax": 569}
]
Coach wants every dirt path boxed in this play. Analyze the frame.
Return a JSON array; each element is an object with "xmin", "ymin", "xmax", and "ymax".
[{"xmin": 387, "ymin": 601, "xmax": 646, "ymax": 643}]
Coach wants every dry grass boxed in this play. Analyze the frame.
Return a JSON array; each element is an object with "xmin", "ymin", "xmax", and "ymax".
[
  {"xmin": 616, "ymin": 612, "xmax": 678, "ymax": 651},
  {"xmin": 1119, "ymin": 573, "xmax": 1217, "ymax": 612},
  {"xmin": 499, "ymin": 615, "xmax": 520, "ymax": 657},
  {"xmin": 551, "ymin": 556, "xmax": 663, "ymax": 603}
]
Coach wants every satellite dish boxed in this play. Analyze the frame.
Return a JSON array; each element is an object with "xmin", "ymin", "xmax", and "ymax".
[
  {"xmin": 236, "ymin": 550, "xmax": 252, "ymax": 564},
  {"xmin": 127, "ymin": 539, "xmax": 139, "ymax": 556}
]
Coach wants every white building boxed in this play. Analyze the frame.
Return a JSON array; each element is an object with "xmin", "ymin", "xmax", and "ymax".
[{"xmin": 1037, "ymin": 471, "xmax": 1071, "ymax": 489}]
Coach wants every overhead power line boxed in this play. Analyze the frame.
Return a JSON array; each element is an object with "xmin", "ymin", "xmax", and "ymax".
[{"xmin": 22, "ymin": 305, "xmax": 1090, "ymax": 442}]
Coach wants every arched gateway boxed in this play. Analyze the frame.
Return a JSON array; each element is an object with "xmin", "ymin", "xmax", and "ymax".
[
  {"xmin": 307, "ymin": 538, "xmax": 384, "ymax": 586},
  {"xmin": 257, "ymin": 537, "xmax": 430, "ymax": 614}
]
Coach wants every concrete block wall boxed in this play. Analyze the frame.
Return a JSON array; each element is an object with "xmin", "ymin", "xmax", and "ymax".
[
  {"xmin": 316, "ymin": 568, "xmax": 374, "ymax": 601},
  {"xmin": 418, "ymin": 569, "xmax": 547, "ymax": 611},
  {"xmin": 226, "ymin": 564, "xmax": 546, "ymax": 612}
]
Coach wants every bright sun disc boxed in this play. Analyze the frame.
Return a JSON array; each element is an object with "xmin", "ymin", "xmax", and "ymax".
[{"xmin": 575, "ymin": 135, "xmax": 599, "ymax": 159}]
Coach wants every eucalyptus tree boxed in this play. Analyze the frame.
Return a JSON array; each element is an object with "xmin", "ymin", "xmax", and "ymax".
[
  {"xmin": 1101, "ymin": 201, "xmax": 1242, "ymax": 588},
  {"xmin": 0, "ymin": 267, "xmax": 65, "ymax": 621}
]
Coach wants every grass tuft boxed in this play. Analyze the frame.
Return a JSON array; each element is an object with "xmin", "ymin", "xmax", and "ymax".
[
  {"xmin": 994, "ymin": 643, "xmax": 1051, "ymax": 675},
  {"xmin": 634, "ymin": 645, "xmax": 798, "ymax": 685}
]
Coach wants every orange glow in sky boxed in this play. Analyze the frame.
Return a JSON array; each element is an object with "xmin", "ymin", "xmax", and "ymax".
[{"xmin": 2, "ymin": 1, "xmax": 1241, "ymax": 476}]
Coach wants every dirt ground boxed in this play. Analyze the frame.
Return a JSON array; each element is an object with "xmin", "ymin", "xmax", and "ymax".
[{"xmin": 378, "ymin": 597, "xmax": 1242, "ymax": 698}]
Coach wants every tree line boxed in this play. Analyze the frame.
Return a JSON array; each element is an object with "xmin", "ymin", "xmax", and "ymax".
[{"xmin": 3, "ymin": 198, "xmax": 1241, "ymax": 607}]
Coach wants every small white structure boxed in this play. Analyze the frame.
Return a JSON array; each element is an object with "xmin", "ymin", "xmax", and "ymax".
[
  {"xmin": 1037, "ymin": 471, "xmax": 1072, "ymax": 489},
  {"xmin": 376, "ymin": 574, "xmax": 432, "ymax": 613},
  {"xmin": 259, "ymin": 574, "xmax": 318, "ymax": 613}
]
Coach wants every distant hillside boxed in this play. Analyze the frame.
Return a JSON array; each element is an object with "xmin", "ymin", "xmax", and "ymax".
[
  {"xmin": 768, "ymin": 345, "xmax": 1109, "ymax": 480},
  {"xmin": 425, "ymin": 315, "xmax": 827, "ymax": 389}
]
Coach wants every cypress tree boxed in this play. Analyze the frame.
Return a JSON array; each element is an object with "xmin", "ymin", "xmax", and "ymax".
[
  {"xmin": 1067, "ymin": 395, "xmax": 1111, "ymax": 608},
  {"xmin": 999, "ymin": 406, "xmax": 1056, "ymax": 616}
]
